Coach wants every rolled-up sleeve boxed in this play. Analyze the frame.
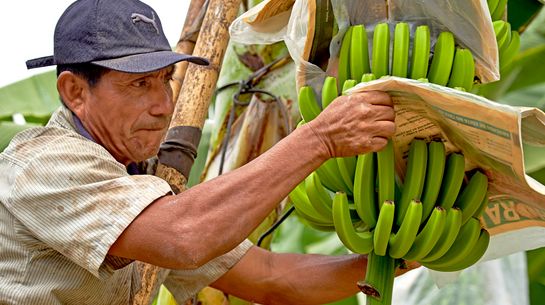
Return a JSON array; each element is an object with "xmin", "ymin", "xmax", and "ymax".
[{"xmin": 163, "ymin": 239, "xmax": 253, "ymax": 302}]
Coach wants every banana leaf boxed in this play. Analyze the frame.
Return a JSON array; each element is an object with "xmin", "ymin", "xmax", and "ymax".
[
  {"xmin": 508, "ymin": 0, "xmax": 543, "ymax": 30},
  {"xmin": 0, "ymin": 70, "xmax": 59, "ymax": 124},
  {"xmin": 0, "ymin": 121, "xmax": 40, "ymax": 152}
]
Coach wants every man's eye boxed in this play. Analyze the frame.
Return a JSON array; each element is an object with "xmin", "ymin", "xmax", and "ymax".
[{"xmin": 133, "ymin": 79, "xmax": 148, "ymax": 87}]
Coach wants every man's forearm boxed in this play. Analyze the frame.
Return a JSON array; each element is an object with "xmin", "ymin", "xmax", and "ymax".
[{"xmin": 212, "ymin": 247, "xmax": 368, "ymax": 305}]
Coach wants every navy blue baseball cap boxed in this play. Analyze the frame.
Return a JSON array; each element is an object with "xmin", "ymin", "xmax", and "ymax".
[{"xmin": 26, "ymin": 0, "xmax": 209, "ymax": 73}]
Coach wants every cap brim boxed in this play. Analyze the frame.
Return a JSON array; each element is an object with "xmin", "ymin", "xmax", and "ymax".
[
  {"xmin": 26, "ymin": 56, "xmax": 56, "ymax": 69},
  {"xmin": 91, "ymin": 51, "xmax": 209, "ymax": 73},
  {"xmin": 26, "ymin": 51, "xmax": 209, "ymax": 72}
]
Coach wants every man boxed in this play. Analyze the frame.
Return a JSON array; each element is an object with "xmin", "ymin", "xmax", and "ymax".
[{"xmin": 0, "ymin": 0, "xmax": 406, "ymax": 304}]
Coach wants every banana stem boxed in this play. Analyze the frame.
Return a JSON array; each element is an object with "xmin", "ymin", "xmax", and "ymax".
[{"xmin": 358, "ymin": 252, "xmax": 396, "ymax": 305}]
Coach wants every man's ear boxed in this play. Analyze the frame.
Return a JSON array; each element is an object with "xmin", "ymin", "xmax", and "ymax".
[{"xmin": 57, "ymin": 71, "xmax": 89, "ymax": 118}]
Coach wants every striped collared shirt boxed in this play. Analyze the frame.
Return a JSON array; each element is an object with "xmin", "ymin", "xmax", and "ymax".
[{"xmin": 0, "ymin": 106, "xmax": 252, "ymax": 305}]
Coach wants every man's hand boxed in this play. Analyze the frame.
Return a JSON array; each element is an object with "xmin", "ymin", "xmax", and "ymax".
[{"xmin": 306, "ymin": 91, "xmax": 395, "ymax": 159}]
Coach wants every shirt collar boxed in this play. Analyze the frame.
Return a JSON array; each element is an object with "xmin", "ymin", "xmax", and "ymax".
[{"xmin": 72, "ymin": 113, "xmax": 140, "ymax": 175}]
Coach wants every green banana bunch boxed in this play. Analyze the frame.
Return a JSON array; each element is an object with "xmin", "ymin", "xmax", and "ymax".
[
  {"xmin": 291, "ymin": 138, "xmax": 491, "ymax": 305},
  {"xmin": 335, "ymin": 21, "xmax": 484, "ymax": 99},
  {"xmin": 291, "ymin": 18, "xmax": 506, "ymax": 305}
]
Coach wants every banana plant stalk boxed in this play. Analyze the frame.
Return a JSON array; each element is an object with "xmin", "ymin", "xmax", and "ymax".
[{"xmin": 358, "ymin": 253, "xmax": 397, "ymax": 305}]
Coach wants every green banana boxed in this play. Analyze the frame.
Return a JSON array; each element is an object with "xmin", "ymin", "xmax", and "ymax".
[
  {"xmin": 491, "ymin": 0, "xmax": 507, "ymax": 21},
  {"xmin": 421, "ymin": 141, "xmax": 446, "ymax": 222},
  {"xmin": 389, "ymin": 199, "xmax": 423, "ymax": 259},
  {"xmin": 473, "ymin": 192, "xmax": 489, "ymax": 218},
  {"xmin": 500, "ymin": 30, "xmax": 520, "ymax": 72},
  {"xmin": 336, "ymin": 157, "xmax": 356, "ymax": 193},
  {"xmin": 421, "ymin": 207, "xmax": 463, "ymax": 262},
  {"xmin": 397, "ymin": 139, "xmax": 427, "ymax": 226},
  {"xmin": 437, "ymin": 153, "xmax": 465, "ymax": 210},
  {"xmin": 410, "ymin": 25, "xmax": 431, "ymax": 80},
  {"xmin": 301, "ymin": 217, "xmax": 336, "ymax": 232},
  {"xmin": 422, "ymin": 217, "xmax": 482, "ymax": 268},
  {"xmin": 487, "ymin": 0, "xmax": 500, "ymax": 18},
  {"xmin": 455, "ymin": 171, "xmax": 488, "ymax": 224},
  {"xmin": 289, "ymin": 180, "xmax": 333, "ymax": 225},
  {"xmin": 332, "ymin": 192, "xmax": 374, "ymax": 254},
  {"xmin": 403, "ymin": 206, "xmax": 447, "ymax": 261},
  {"xmin": 298, "ymin": 86, "xmax": 321, "ymax": 123},
  {"xmin": 377, "ymin": 140, "xmax": 396, "ymax": 208},
  {"xmin": 493, "ymin": 20, "xmax": 511, "ymax": 56},
  {"xmin": 321, "ymin": 76, "xmax": 338, "ymax": 109},
  {"xmin": 392, "ymin": 22, "xmax": 410, "ymax": 77},
  {"xmin": 372, "ymin": 23, "xmax": 390, "ymax": 78},
  {"xmin": 338, "ymin": 26, "xmax": 354, "ymax": 91},
  {"xmin": 305, "ymin": 172, "xmax": 334, "ymax": 221},
  {"xmin": 361, "ymin": 73, "xmax": 377, "ymax": 83},
  {"xmin": 315, "ymin": 158, "xmax": 353, "ymax": 194},
  {"xmin": 426, "ymin": 228, "xmax": 490, "ymax": 272},
  {"xmin": 354, "ymin": 153, "xmax": 378, "ymax": 228},
  {"xmin": 341, "ymin": 79, "xmax": 358, "ymax": 94},
  {"xmin": 428, "ymin": 31, "xmax": 455, "ymax": 86},
  {"xmin": 447, "ymin": 48, "xmax": 475, "ymax": 91},
  {"xmin": 373, "ymin": 200, "xmax": 395, "ymax": 256},
  {"xmin": 350, "ymin": 24, "xmax": 370, "ymax": 82}
]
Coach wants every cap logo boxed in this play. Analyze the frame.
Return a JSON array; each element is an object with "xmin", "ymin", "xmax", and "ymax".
[{"xmin": 131, "ymin": 12, "xmax": 159, "ymax": 34}]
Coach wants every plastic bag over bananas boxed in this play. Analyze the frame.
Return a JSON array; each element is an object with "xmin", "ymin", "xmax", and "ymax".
[{"xmin": 229, "ymin": 0, "xmax": 499, "ymax": 90}]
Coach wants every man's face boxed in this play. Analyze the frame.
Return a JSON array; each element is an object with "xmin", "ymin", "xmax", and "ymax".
[{"xmin": 80, "ymin": 66, "xmax": 175, "ymax": 165}]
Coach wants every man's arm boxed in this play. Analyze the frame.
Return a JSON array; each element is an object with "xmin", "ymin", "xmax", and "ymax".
[
  {"xmin": 108, "ymin": 92, "xmax": 395, "ymax": 269},
  {"xmin": 211, "ymin": 246, "xmax": 420, "ymax": 305},
  {"xmin": 211, "ymin": 246, "xmax": 368, "ymax": 305}
]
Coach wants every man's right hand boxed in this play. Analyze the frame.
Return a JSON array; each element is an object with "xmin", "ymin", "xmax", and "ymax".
[{"xmin": 305, "ymin": 91, "xmax": 395, "ymax": 159}]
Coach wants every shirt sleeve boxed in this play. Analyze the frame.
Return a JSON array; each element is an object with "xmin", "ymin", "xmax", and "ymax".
[
  {"xmin": 3, "ymin": 135, "xmax": 172, "ymax": 278},
  {"xmin": 163, "ymin": 239, "xmax": 254, "ymax": 302}
]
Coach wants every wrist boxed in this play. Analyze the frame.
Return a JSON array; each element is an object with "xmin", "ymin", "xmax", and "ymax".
[{"xmin": 302, "ymin": 120, "xmax": 333, "ymax": 161}]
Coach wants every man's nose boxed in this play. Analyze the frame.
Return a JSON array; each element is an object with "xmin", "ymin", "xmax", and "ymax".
[{"xmin": 149, "ymin": 80, "xmax": 174, "ymax": 117}]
